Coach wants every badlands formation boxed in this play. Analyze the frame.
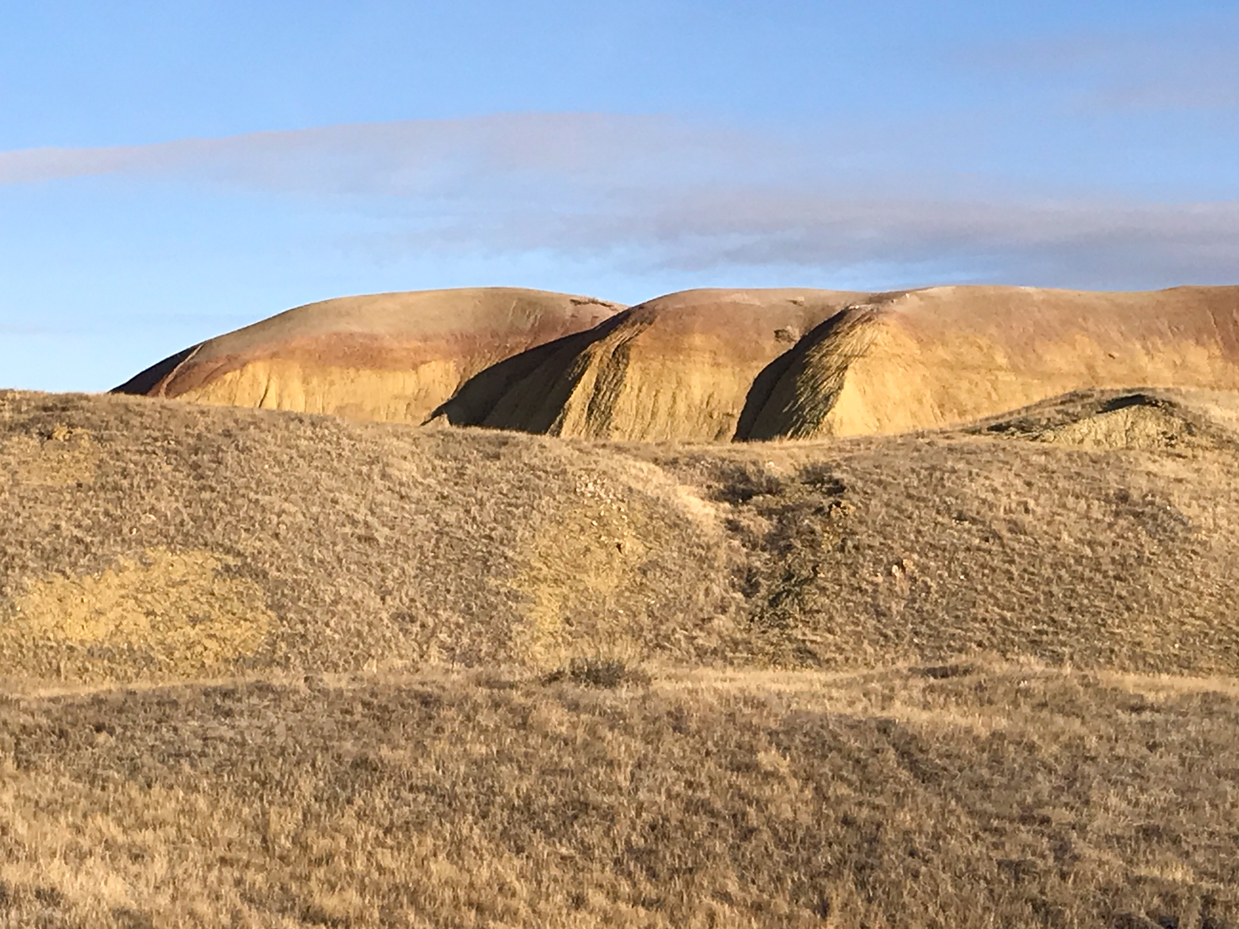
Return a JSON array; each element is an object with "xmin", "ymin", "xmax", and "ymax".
[
  {"xmin": 6, "ymin": 281, "xmax": 1239, "ymax": 927},
  {"xmin": 114, "ymin": 287, "xmax": 622, "ymax": 425},
  {"xmin": 116, "ymin": 284, "xmax": 1239, "ymax": 441}
]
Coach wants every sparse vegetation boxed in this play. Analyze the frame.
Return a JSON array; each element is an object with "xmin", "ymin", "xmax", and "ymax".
[
  {"xmin": 2, "ymin": 387, "xmax": 1239, "ymax": 926},
  {"xmin": 541, "ymin": 655, "xmax": 650, "ymax": 688},
  {"xmin": 1, "ymin": 663, "xmax": 1238, "ymax": 927}
]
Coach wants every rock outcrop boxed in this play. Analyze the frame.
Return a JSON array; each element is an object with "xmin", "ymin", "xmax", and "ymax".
[
  {"xmin": 431, "ymin": 289, "xmax": 863, "ymax": 441},
  {"xmin": 117, "ymin": 284, "xmax": 1239, "ymax": 441}
]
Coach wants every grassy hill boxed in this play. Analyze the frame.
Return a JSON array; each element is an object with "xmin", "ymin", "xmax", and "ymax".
[{"xmin": 2, "ymin": 387, "xmax": 1239, "ymax": 927}]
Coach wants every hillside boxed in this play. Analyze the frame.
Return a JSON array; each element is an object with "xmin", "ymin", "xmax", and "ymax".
[
  {"xmin": 113, "ymin": 287, "xmax": 623, "ymax": 425},
  {"xmin": 737, "ymin": 286, "xmax": 1239, "ymax": 440},
  {"xmin": 431, "ymin": 288, "xmax": 863, "ymax": 442},
  {"xmin": 116, "ymin": 285, "xmax": 1239, "ymax": 442},
  {"xmin": 4, "ymin": 387, "xmax": 1239, "ymax": 927},
  {"xmin": 2, "ymin": 663, "xmax": 1236, "ymax": 928},
  {"xmin": 4, "ymin": 387, "xmax": 1239, "ymax": 685}
]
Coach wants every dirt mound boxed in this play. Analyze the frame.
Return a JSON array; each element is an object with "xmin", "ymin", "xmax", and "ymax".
[
  {"xmin": 738, "ymin": 285, "xmax": 1239, "ymax": 439},
  {"xmin": 4, "ymin": 389, "xmax": 1239, "ymax": 688},
  {"xmin": 431, "ymin": 288, "xmax": 863, "ymax": 441},
  {"xmin": 112, "ymin": 287, "xmax": 622, "ymax": 424},
  {"xmin": 970, "ymin": 388, "xmax": 1239, "ymax": 450}
]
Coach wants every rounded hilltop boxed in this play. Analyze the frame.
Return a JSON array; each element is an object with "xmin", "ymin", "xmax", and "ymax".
[
  {"xmin": 737, "ymin": 284, "xmax": 1239, "ymax": 439},
  {"xmin": 116, "ymin": 283, "xmax": 1239, "ymax": 441},
  {"xmin": 113, "ymin": 287, "xmax": 623, "ymax": 425}
]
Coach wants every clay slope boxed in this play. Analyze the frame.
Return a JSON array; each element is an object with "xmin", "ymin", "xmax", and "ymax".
[
  {"xmin": 4, "ymin": 388, "xmax": 1239, "ymax": 688},
  {"xmin": 738, "ymin": 285, "xmax": 1239, "ymax": 439},
  {"xmin": 432, "ymin": 288, "xmax": 864, "ymax": 441},
  {"xmin": 432, "ymin": 285, "xmax": 1239, "ymax": 442},
  {"xmin": 113, "ymin": 287, "xmax": 622, "ymax": 424}
]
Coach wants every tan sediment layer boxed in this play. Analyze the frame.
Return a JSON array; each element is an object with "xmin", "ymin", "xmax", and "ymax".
[
  {"xmin": 739, "ymin": 285, "xmax": 1239, "ymax": 439},
  {"xmin": 117, "ymin": 284, "xmax": 1239, "ymax": 441},
  {"xmin": 434, "ymin": 288, "xmax": 864, "ymax": 441},
  {"xmin": 113, "ymin": 287, "xmax": 623, "ymax": 424}
]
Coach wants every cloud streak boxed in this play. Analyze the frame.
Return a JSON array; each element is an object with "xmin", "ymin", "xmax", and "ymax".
[{"xmin": 2, "ymin": 113, "xmax": 1236, "ymax": 289}]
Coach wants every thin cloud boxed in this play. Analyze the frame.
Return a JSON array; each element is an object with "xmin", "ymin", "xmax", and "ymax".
[
  {"xmin": 965, "ymin": 12, "xmax": 1239, "ymax": 113},
  {"xmin": 0, "ymin": 114, "xmax": 766, "ymax": 193},
  {"xmin": 378, "ymin": 190, "xmax": 1239, "ymax": 287},
  {"xmin": 1, "ymin": 114, "xmax": 1236, "ymax": 289}
]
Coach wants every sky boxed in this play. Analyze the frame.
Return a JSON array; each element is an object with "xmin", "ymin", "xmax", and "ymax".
[{"xmin": 1, "ymin": 0, "xmax": 1237, "ymax": 391}]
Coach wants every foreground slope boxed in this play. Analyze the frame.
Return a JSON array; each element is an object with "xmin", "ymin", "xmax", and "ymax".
[
  {"xmin": 113, "ymin": 288, "xmax": 622, "ymax": 424},
  {"xmin": 3, "ymin": 388, "xmax": 1239, "ymax": 686},
  {"xmin": 4, "ymin": 389, "xmax": 1239, "ymax": 927},
  {"xmin": 1, "ymin": 664, "xmax": 1236, "ymax": 928}
]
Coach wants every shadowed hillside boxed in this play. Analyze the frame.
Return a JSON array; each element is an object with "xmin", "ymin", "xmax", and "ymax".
[{"xmin": 431, "ymin": 289, "xmax": 863, "ymax": 441}]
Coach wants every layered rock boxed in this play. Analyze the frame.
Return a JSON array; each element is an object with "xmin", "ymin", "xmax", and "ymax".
[
  {"xmin": 113, "ymin": 288, "xmax": 623, "ymax": 424},
  {"xmin": 736, "ymin": 285, "xmax": 1239, "ymax": 439},
  {"xmin": 432, "ymin": 288, "xmax": 863, "ymax": 441},
  {"xmin": 117, "ymin": 284, "xmax": 1239, "ymax": 441}
]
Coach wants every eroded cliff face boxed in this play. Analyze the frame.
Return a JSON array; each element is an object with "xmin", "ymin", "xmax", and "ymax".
[
  {"xmin": 113, "ymin": 288, "xmax": 623, "ymax": 424},
  {"xmin": 117, "ymin": 284, "xmax": 1239, "ymax": 441},
  {"xmin": 432, "ymin": 289, "xmax": 865, "ymax": 441},
  {"xmin": 738, "ymin": 286, "xmax": 1239, "ymax": 439}
]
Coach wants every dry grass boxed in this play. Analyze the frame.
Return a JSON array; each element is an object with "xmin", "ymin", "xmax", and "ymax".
[
  {"xmin": 3, "ymin": 387, "xmax": 1239, "ymax": 926},
  {"xmin": 1, "ymin": 662, "xmax": 1237, "ymax": 928},
  {"xmin": 4, "ymin": 388, "xmax": 1239, "ymax": 686},
  {"xmin": 0, "ymin": 390, "xmax": 729, "ymax": 686}
]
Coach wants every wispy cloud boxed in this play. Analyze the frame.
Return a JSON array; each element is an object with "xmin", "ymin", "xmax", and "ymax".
[
  {"xmin": 0, "ymin": 114, "xmax": 765, "ymax": 193},
  {"xmin": 2, "ymin": 113, "xmax": 1236, "ymax": 288},
  {"xmin": 966, "ymin": 11, "xmax": 1239, "ymax": 113}
]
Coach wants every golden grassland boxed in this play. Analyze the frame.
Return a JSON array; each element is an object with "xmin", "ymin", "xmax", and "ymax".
[
  {"xmin": 2, "ymin": 387, "xmax": 1239, "ymax": 927},
  {"xmin": 2, "ymin": 663, "xmax": 1238, "ymax": 928}
]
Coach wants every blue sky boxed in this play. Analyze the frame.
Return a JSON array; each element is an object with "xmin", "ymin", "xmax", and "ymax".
[{"xmin": 1, "ymin": 0, "xmax": 1237, "ymax": 390}]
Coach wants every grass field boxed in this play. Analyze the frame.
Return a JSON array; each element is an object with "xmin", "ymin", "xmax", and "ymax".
[{"xmin": 2, "ymin": 387, "xmax": 1238, "ymax": 927}]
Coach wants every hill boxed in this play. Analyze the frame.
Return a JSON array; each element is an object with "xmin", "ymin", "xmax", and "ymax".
[
  {"xmin": 441, "ymin": 284, "xmax": 1239, "ymax": 442},
  {"xmin": 112, "ymin": 287, "xmax": 623, "ymax": 425},
  {"xmin": 4, "ymin": 387, "xmax": 1239, "ymax": 927},
  {"xmin": 4, "ymin": 387, "xmax": 1239, "ymax": 685},
  {"xmin": 116, "ymin": 285, "xmax": 1239, "ymax": 442},
  {"xmin": 737, "ymin": 285, "xmax": 1239, "ymax": 440},
  {"xmin": 431, "ymin": 288, "xmax": 864, "ymax": 441}
]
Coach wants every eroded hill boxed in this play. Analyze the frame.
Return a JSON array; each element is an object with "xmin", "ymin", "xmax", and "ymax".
[
  {"xmin": 5, "ymin": 387, "xmax": 1239, "ymax": 927},
  {"xmin": 116, "ymin": 285, "xmax": 1239, "ymax": 443},
  {"xmin": 113, "ymin": 287, "xmax": 623, "ymax": 424}
]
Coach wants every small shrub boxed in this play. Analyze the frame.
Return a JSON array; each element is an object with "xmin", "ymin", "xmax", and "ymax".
[{"xmin": 542, "ymin": 657, "xmax": 649, "ymax": 688}]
